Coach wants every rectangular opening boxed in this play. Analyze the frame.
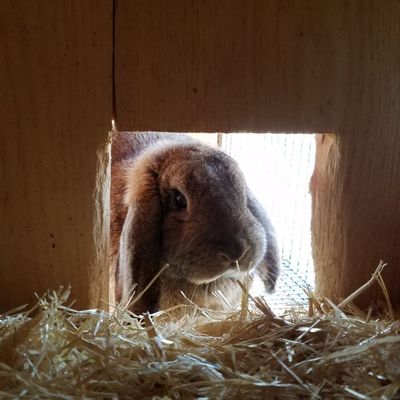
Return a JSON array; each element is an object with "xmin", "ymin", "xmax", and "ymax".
[{"xmin": 110, "ymin": 132, "xmax": 316, "ymax": 315}]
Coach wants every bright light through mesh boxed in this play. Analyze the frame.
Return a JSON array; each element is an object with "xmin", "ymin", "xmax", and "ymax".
[{"xmin": 220, "ymin": 133, "xmax": 316, "ymax": 313}]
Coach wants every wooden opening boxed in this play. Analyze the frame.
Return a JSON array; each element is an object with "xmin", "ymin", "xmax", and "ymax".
[
  {"xmin": 3, "ymin": 1, "xmax": 399, "ymax": 313},
  {"xmin": 108, "ymin": 132, "xmax": 319, "ymax": 312}
]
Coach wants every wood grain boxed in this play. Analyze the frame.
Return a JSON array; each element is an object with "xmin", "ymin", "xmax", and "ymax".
[
  {"xmin": 115, "ymin": 0, "xmax": 344, "ymax": 132},
  {"xmin": 0, "ymin": 0, "xmax": 113, "ymax": 311},
  {"xmin": 116, "ymin": 0, "xmax": 400, "ymax": 306},
  {"xmin": 311, "ymin": 1, "xmax": 400, "ymax": 306},
  {"xmin": 1, "ymin": 0, "xmax": 400, "ymax": 310}
]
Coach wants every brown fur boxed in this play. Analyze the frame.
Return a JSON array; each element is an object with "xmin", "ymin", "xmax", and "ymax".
[{"xmin": 111, "ymin": 133, "xmax": 280, "ymax": 314}]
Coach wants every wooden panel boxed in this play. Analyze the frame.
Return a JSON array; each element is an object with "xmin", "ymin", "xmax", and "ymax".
[
  {"xmin": 115, "ymin": 0, "xmax": 341, "ymax": 132},
  {"xmin": 116, "ymin": 1, "xmax": 400, "ymax": 307},
  {"xmin": 1, "ymin": 0, "xmax": 399, "ymax": 311},
  {"xmin": 0, "ymin": 1, "xmax": 113, "ymax": 311},
  {"xmin": 311, "ymin": 1, "xmax": 400, "ymax": 306}
]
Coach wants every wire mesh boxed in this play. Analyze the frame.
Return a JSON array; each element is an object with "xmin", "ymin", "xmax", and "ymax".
[{"xmin": 220, "ymin": 133, "xmax": 316, "ymax": 311}]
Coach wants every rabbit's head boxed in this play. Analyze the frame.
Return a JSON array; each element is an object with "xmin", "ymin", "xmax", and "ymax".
[{"xmin": 117, "ymin": 139, "xmax": 278, "ymax": 312}]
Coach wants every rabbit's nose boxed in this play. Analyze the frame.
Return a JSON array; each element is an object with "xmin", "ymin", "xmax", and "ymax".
[{"xmin": 218, "ymin": 240, "xmax": 249, "ymax": 264}]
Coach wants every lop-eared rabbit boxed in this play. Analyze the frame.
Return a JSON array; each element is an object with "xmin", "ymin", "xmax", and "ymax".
[{"xmin": 111, "ymin": 133, "xmax": 280, "ymax": 314}]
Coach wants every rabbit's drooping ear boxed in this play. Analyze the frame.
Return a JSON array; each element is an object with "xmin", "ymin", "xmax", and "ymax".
[
  {"xmin": 247, "ymin": 190, "xmax": 281, "ymax": 292},
  {"xmin": 118, "ymin": 164, "xmax": 163, "ymax": 313}
]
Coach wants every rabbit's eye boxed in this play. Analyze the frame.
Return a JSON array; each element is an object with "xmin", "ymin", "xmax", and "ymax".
[
  {"xmin": 174, "ymin": 190, "xmax": 187, "ymax": 209},
  {"xmin": 169, "ymin": 189, "xmax": 187, "ymax": 211}
]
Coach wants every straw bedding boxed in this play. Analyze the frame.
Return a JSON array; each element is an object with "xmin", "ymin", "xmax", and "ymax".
[{"xmin": 1, "ymin": 265, "xmax": 399, "ymax": 399}]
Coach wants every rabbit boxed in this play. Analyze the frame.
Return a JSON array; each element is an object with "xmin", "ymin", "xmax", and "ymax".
[{"xmin": 111, "ymin": 132, "xmax": 280, "ymax": 315}]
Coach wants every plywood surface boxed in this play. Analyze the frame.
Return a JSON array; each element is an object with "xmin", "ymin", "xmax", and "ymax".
[
  {"xmin": 1, "ymin": 0, "xmax": 400, "ymax": 310},
  {"xmin": 311, "ymin": 2, "xmax": 400, "ymax": 305},
  {"xmin": 115, "ymin": 0, "xmax": 344, "ymax": 132},
  {"xmin": 0, "ymin": 0, "xmax": 113, "ymax": 310},
  {"xmin": 116, "ymin": 0, "xmax": 400, "ymax": 306}
]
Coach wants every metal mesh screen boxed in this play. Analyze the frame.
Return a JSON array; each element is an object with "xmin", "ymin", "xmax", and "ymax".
[{"xmin": 219, "ymin": 133, "xmax": 316, "ymax": 313}]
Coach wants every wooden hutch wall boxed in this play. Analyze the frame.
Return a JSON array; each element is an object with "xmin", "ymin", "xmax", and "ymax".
[{"xmin": 1, "ymin": 1, "xmax": 399, "ymax": 310}]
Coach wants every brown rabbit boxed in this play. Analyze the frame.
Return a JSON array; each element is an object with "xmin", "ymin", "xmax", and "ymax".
[{"xmin": 111, "ymin": 132, "xmax": 280, "ymax": 314}]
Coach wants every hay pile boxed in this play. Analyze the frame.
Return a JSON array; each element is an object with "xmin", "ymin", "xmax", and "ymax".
[{"xmin": 1, "ymin": 265, "xmax": 399, "ymax": 399}]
